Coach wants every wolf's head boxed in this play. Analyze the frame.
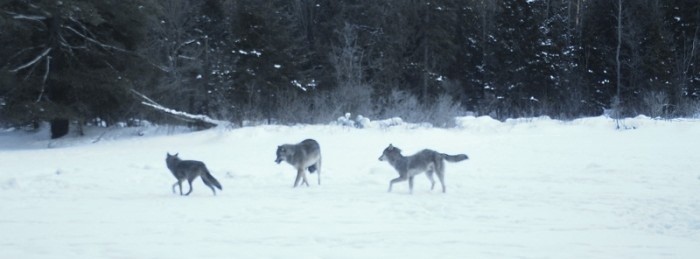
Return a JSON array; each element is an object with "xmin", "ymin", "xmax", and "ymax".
[
  {"xmin": 275, "ymin": 145, "xmax": 292, "ymax": 164},
  {"xmin": 379, "ymin": 144, "xmax": 401, "ymax": 161},
  {"xmin": 165, "ymin": 152, "xmax": 180, "ymax": 168}
]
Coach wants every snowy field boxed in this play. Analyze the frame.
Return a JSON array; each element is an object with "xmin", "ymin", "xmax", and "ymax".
[{"xmin": 1, "ymin": 116, "xmax": 699, "ymax": 259}]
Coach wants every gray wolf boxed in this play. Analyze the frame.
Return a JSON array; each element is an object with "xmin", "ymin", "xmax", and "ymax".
[
  {"xmin": 165, "ymin": 153, "xmax": 222, "ymax": 195},
  {"xmin": 379, "ymin": 144, "xmax": 468, "ymax": 193},
  {"xmin": 275, "ymin": 139, "xmax": 322, "ymax": 187}
]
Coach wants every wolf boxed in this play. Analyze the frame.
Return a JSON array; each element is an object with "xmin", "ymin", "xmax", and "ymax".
[
  {"xmin": 379, "ymin": 144, "xmax": 468, "ymax": 193},
  {"xmin": 275, "ymin": 139, "xmax": 322, "ymax": 188},
  {"xmin": 165, "ymin": 153, "xmax": 222, "ymax": 196}
]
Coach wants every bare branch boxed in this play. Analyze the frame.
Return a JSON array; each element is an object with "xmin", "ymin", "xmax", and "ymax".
[
  {"xmin": 67, "ymin": 17, "xmax": 102, "ymax": 42},
  {"xmin": 64, "ymin": 25, "xmax": 128, "ymax": 52},
  {"xmin": 59, "ymin": 33, "xmax": 87, "ymax": 50},
  {"xmin": 9, "ymin": 47, "xmax": 52, "ymax": 73},
  {"xmin": 8, "ymin": 47, "xmax": 41, "ymax": 64}
]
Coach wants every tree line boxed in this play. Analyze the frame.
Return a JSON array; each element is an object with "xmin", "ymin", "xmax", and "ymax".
[{"xmin": 1, "ymin": 0, "xmax": 699, "ymax": 137}]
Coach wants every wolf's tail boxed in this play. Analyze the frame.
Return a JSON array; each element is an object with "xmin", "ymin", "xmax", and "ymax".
[
  {"xmin": 202, "ymin": 169, "xmax": 223, "ymax": 190},
  {"xmin": 442, "ymin": 153, "xmax": 469, "ymax": 162}
]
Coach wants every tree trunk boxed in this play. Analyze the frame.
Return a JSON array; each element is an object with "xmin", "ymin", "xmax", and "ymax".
[
  {"xmin": 616, "ymin": 0, "xmax": 623, "ymax": 101},
  {"xmin": 422, "ymin": 4, "xmax": 430, "ymax": 103},
  {"xmin": 614, "ymin": 0, "xmax": 624, "ymax": 127},
  {"xmin": 50, "ymin": 119, "xmax": 69, "ymax": 139}
]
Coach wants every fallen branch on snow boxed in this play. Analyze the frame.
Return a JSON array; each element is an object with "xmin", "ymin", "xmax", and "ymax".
[{"xmin": 131, "ymin": 89, "xmax": 227, "ymax": 128}]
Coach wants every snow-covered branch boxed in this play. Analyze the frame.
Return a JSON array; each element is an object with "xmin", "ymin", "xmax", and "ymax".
[
  {"xmin": 59, "ymin": 33, "xmax": 87, "ymax": 50},
  {"xmin": 140, "ymin": 102, "xmax": 225, "ymax": 127},
  {"xmin": 180, "ymin": 39, "xmax": 197, "ymax": 48},
  {"xmin": 35, "ymin": 56, "xmax": 51, "ymax": 102},
  {"xmin": 131, "ymin": 89, "xmax": 227, "ymax": 128},
  {"xmin": 177, "ymin": 55, "xmax": 196, "ymax": 60},
  {"xmin": 9, "ymin": 48, "xmax": 52, "ymax": 73},
  {"xmin": 12, "ymin": 14, "xmax": 47, "ymax": 21}
]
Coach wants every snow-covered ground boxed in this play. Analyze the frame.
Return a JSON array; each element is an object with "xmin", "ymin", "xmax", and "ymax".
[{"xmin": 1, "ymin": 116, "xmax": 699, "ymax": 259}]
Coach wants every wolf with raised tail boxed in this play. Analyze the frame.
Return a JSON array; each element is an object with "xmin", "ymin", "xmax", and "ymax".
[
  {"xmin": 165, "ymin": 153, "xmax": 222, "ymax": 196},
  {"xmin": 275, "ymin": 139, "xmax": 322, "ymax": 188},
  {"xmin": 379, "ymin": 144, "xmax": 468, "ymax": 193}
]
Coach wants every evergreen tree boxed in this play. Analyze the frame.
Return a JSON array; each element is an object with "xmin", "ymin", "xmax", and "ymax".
[
  {"xmin": 491, "ymin": 0, "xmax": 549, "ymax": 118},
  {"xmin": 580, "ymin": 0, "xmax": 618, "ymax": 115},
  {"xmin": 1, "ymin": 0, "xmax": 155, "ymax": 137},
  {"xmin": 2, "ymin": 0, "xmax": 698, "ymax": 130},
  {"xmin": 665, "ymin": 0, "xmax": 700, "ymax": 114}
]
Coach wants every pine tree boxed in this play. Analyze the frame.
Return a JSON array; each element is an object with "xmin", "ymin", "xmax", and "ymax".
[
  {"xmin": 1, "ymin": 0, "xmax": 155, "ymax": 137},
  {"xmin": 491, "ymin": 0, "xmax": 549, "ymax": 118}
]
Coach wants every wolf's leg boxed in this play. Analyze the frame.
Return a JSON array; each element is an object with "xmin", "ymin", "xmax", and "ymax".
[
  {"xmin": 174, "ymin": 180, "xmax": 185, "ymax": 195},
  {"xmin": 388, "ymin": 176, "xmax": 407, "ymax": 192},
  {"xmin": 436, "ymin": 170, "xmax": 446, "ymax": 193},
  {"xmin": 317, "ymin": 168, "xmax": 321, "ymax": 185},
  {"xmin": 301, "ymin": 170, "xmax": 310, "ymax": 187},
  {"xmin": 185, "ymin": 179, "xmax": 194, "ymax": 195},
  {"xmin": 294, "ymin": 169, "xmax": 303, "ymax": 187},
  {"xmin": 426, "ymin": 171, "xmax": 436, "ymax": 190},
  {"xmin": 316, "ymin": 159, "xmax": 322, "ymax": 185},
  {"xmin": 172, "ymin": 181, "xmax": 180, "ymax": 194},
  {"xmin": 408, "ymin": 176, "xmax": 415, "ymax": 194}
]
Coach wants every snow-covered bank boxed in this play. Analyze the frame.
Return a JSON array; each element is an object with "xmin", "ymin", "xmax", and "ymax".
[{"xmin": 1, "ymin": 116, "xmax": 699, "ymax": 258}]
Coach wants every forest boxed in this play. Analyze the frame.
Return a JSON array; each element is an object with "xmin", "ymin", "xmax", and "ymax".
[{"xmin": 1, "ymin": 0, "xmax": 699, "ymax": 137}]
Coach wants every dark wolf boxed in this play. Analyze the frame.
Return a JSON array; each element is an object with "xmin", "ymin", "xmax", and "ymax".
[
  {"xmin": 379, "ymin": 144, "xmax": 468, "ymax": 193},
  {"xmin": 275, "ymin": 139, "xmax": 322, "ymax": 187},
  {"xmin": 165, "ymin": 153, "xmax": 222, "ymax": 196}
]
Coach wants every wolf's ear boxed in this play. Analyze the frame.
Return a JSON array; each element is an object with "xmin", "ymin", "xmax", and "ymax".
[{"xmin": 388, "ymin": 144, "xmax": 394, "ymax": 149}]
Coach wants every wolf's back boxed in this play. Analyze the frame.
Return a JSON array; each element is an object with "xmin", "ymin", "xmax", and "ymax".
[
  {"xmin": 300, "ymin": 139, "xmax": 321, "ymax": 155},
  {"xmin": 298, "ymin": 139, "xmax": 321, "ymax": 173},
  {"xmin": 178, "ymin": 161, "xmax": 207, "ymax": 174}
]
